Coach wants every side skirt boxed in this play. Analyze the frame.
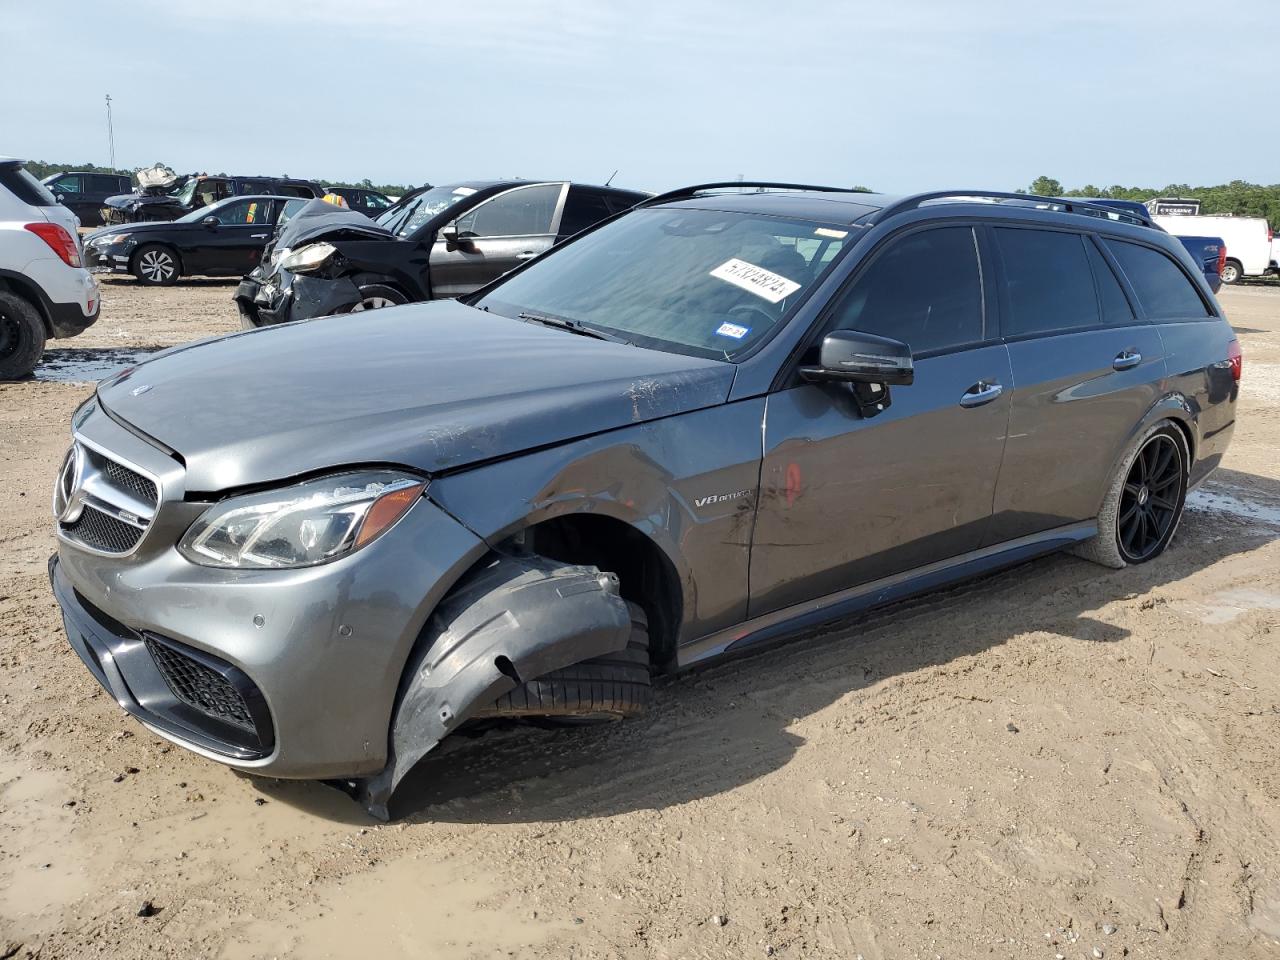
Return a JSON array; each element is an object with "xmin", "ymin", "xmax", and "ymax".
[{"xmin": 677, "ymin": 521, "xmax": 1097, "ymax": 668}]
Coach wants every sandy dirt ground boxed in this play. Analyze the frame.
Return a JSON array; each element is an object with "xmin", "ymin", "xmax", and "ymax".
[{"xmin": 2, "ymin": 277, "xmax": 1280, "ymax": 959}]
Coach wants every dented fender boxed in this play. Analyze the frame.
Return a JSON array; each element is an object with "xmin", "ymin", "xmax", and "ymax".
[{"xmin": 355, "ymin": 553, "xmax": 630, "ymax": 819}]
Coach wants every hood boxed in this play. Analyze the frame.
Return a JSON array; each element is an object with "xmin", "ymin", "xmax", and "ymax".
[
  {"xmin": 104, "ymin": 192, "xmax": 175, "ymax": 210},
  {"xmin": 86, "ymin": 220, "xmax": 193, "ymax": 242},
  {"xmin": 95, "ymin": 300, "xmax": 734, "ymax": 493},
  {"xmin": 276, "ymin": 198, "xmax": 393, "ymax": 248}
]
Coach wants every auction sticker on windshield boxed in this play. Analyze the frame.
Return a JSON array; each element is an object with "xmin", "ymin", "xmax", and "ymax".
[{"xmin": 710, "ymin": 258, "xmax": 801, "ymax": 304}]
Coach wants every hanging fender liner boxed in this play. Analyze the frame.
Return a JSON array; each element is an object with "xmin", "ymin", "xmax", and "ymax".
[{"xmin": 353, "ymin": 553, "xmax": 631, "ymax": 820}]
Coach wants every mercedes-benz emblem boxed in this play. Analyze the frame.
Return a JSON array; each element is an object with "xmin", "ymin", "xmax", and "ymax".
[{"xmin": 53, "ymin": 444, "xmax": 85, "ymax": 523}]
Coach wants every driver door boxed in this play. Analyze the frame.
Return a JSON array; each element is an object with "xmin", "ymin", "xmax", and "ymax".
[
  {"xmin": 429, "ymin": 183, "xmax": 566, "ymax": 298},
  {"xmin": 748, "ymin": 224, "xmax": 1012, "ymax": 616}
]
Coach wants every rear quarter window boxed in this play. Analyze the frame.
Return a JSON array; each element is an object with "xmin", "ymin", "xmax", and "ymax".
[
  {"xmin": 1104, "ymin": 239, "xmax": 1210, "ymax": 319},
  {"xmin": 1, "ymin": 164, "xmax": 57, "ymax": 206}
]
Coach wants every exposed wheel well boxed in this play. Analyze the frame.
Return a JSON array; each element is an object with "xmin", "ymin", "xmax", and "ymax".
[
  {"xmin": 519, "ymin": 515, "xmax": 682, "ymax": 672},
  {"xmin": 1168, "ymin": 416, "xmax": 1194, "ymax": 466}
]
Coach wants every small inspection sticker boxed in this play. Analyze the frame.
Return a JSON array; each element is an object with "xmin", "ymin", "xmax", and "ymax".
[
  {"xmin": 715, "ymin": 322, "xmax": 750, "ymax": 340},
  {"xmin": 815, "ymin": 227, "xmax": 848, "ymax": 239},
  {"xmin": 710, "ymin": 258, "xmax": 801, "ymax": 304},
  {"xmin": 452, "ymin": 186, "xmax": 477, "ymax": 196}
]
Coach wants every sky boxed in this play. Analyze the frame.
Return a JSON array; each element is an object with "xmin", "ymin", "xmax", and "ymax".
[{"xmin": 1, "ymin": 0, "xmax": 1272, "ymax": 195}]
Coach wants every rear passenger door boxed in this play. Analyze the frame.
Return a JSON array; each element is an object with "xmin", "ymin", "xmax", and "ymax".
[
  {"xmin": 985, "ymin": 226, "xmax": 1165, "ymax": 543},
  {"xmin": 428, "ymin": 183, "xmax": 567, "ymax": 298}
]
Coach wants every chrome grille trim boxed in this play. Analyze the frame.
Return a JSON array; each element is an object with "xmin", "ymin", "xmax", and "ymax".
[{"xmin": 55, "ymin": 434, "xmax": 163, "ymax": 557}]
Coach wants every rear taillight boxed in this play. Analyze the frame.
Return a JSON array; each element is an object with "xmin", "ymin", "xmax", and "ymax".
[
  {"xmin": 1217, "ymin": 244, "xmax": 1227, "ymax": 277},
  {"xmin": 1227, "ymin": 339, "xmax": 1242, "ymax": 382},
  {"xmin": 23, "ymin": 222, "xmax": 81, "ymax": 268}
]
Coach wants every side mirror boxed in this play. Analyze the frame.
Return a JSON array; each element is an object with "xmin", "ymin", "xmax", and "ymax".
[
  {"xmin": 801, "ymin": 329, "xmax": 914, "ymax": 386},
  {"xmin": 201, "ymin": 215, "xmax": 219, "ymax": 227},
  {"xmin": 439, "ymin": 223, "xmax": 459, "ymax": 245}
]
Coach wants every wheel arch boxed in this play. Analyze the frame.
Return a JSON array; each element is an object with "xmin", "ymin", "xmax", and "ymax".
[
  {"xmin": 1095, "ymin": 397, "xmax": 1196, "ymax": 514},
  {"xmin": 0, "ymin": 270, "xmax": 54, "ymax": 336}
]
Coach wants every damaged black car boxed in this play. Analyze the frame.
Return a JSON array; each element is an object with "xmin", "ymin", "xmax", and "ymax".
[
  {"xmin": 103, "ymin": 174, "xmax": 324, "ymax": 225},
  {"xmin": 234, "ymin": 180, "xmax": 646, "ymax": 327}
]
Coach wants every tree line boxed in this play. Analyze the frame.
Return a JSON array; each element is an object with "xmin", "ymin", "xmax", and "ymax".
[
  {"xmin": 20, "ymin": 160, "xmax": 419, "ymax": 198},
  {"xmin": 1025, "ymin": 176, "xmax": 1280, "ymax": 229}
]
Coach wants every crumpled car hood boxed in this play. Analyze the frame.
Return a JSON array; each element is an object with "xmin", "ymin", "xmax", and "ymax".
[
  {"xmin": 96, "ymin": 299, "xmax": 734, "ymax": 493},
  {"xmin": 275, "ymin": 198, "xmax": 393, "ymax": 248},
  {"xmin": 103, "ymin": 193, "xmax": 172, "ymax": 210}
]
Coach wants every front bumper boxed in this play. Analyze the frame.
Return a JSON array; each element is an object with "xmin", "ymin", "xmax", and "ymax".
[
  {"xmin": 48, "ymin": 406, "xmax": 488, "ymax": 779},
  {"xmin": 84, "ymin": 241, "xmax": 134, "ymax": 277},
  {"xmin": 234, "ymin": 269, "xmax": 363, "ymax": 328}
]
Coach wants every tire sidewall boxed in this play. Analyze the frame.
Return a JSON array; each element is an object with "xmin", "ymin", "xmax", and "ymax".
[
  {"xmin": 1221, "ymin": 260, "xmax": 1241, "ymax": 285},
  {"xmin": 350, "ymin": 283, "xmax": 408, "ymax": 312},
  {"xmin": 0, "ymin": 291, "xmax": 48, "ymax": 380}
]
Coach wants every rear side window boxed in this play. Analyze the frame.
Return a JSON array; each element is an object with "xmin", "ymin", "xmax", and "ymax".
[
  {"xmin": 558, "ymin": 190, "xmax": 613, "ymax": 237},
  {"xmin": 826, "ymin": 226, "xmax": 984, "ymax": 355},
  {"xmin": 48, "ymin": 174, "xmax": 83, "ymax": 194},
  {"xmin": 1, "ymin": 164, "xmax": 56, "ymax": 206},
  {"xmin": 1085, "ymin": 241, "xmax": 1135, "ymax": 325},
  {"xmin": 1104, "ymin": 239, "xmax": 1210, "ymax": 318},
  {"xmin": 994, "ymin": 228, "xmax": 1098, "ymax": 336}
]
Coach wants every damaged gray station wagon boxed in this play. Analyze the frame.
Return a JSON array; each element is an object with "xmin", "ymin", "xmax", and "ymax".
[{"xmin": 49, "ymin": 183, "xmax": 1241, "ymax": 818}]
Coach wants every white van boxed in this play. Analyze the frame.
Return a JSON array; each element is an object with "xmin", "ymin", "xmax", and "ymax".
[{"xmin": 1153, "ymin": 213, "xmax": 1273, "ymax": 284}]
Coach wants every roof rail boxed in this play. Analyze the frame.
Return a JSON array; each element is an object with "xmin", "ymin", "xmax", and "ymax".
[
  {"xmin": 869, "ymin": 190, "xmax": 1154, "ymax": 228},
  {"xmin": 639, "ymin": 181, "xmax": 857, "ymax": 208}
]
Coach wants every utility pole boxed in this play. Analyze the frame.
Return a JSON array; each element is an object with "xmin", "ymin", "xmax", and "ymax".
[{"xmin": 105, "ymin": 94, "xmax": 115, "ymax": 171}]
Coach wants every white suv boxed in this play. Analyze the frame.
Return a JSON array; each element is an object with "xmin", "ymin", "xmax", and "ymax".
[{"xmin": 0, "ymin": 157, "xmax": 100, "ymax": 379}]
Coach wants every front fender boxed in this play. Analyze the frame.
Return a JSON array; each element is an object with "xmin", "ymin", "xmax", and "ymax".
[{"xmin": 354, "ymin": 553, "xmax": 630, "ymax": 819}]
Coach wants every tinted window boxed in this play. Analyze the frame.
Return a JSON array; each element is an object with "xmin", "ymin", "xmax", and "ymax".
[
  {"xmin": 88, "ymin": 174, "xmax": 125, "ymax": 193},
  {"xmin": 364, "ymin": 192, "xmax": 391, "ymax": 210},
  {"xmin": 1085, "ymin": 241, "xmax": 1135, "ymax": 325},
  {"xmin": 1, "ymin": 165, "xmax": 56, "ymax": 206},
  {"xmin": 994, "ymin": 228, "xmax": 1098, "ymax": 336},
  {"xmin": 457, "ymin": 183, "xmax": 562, "ymax": 237},
  {"xmin": 558, "ymin": 190, "xmax": 613, "ymax": 237},
  {"xmin": 826, "ymin": 226, "xmax": 983, "ymax": 355},
  {"xmin": 1104, "ymin": 239, "xmax": 1210, "ymax": 318},
  {"xmin": 49, "ymin": 174, "xmax": 83, "ymax": 194}
]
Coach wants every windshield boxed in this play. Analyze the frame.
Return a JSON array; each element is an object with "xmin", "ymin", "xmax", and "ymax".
[
  {"xmin": 376, "ymin": 184, "xmax": 478, "ymax": 237},
  {"xmin": 173, "ymin": 179, "xmax": 198, "ymax": 205},
  {"xmin": 474, "ymin": 207, "xmax": 853, "ymax": 360}
]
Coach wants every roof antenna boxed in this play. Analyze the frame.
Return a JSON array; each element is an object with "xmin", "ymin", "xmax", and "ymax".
[{"xmin": 604, "ymin": 169, "xmax": 618, "ymax": 186}]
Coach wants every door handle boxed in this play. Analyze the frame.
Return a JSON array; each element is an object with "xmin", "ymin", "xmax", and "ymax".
[
  {"xmin": 250, "ymin": 233, "xmax": 268, "ymax": 239},
  {"xmin": 516, "ymin": 251, "xmax": 537, "ymax": 260},
  {"xmin": 1112, "ymin": 350, "xmax": 1141, "ymax": 371},
  {"xmin": 959, "ymin": 381, "xmax": 1003, "ymax": 408}
]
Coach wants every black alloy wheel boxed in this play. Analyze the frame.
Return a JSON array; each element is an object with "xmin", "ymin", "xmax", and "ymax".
[{"xmin": 1117, "ymin": 432, "xmax": 1183, "ymax": 563}]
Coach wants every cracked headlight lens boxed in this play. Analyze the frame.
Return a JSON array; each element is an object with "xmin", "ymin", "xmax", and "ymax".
[{"xmin": 179, "ymin": 471, "xmax": 425, "ymax": 569}]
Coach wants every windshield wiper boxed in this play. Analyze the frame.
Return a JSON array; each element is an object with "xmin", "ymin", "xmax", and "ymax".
[{"xmin": 517, "ymin": 311, "xmax": 631, "ymax": 345}]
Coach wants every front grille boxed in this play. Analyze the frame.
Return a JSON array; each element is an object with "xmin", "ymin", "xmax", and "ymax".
[
  {"xmin": 101, "ymin": 459, "xmax": 157, "ymax": 502},
  {"xmin": 57, "ymin": 442, "xmax": 160, "ymax": 556},
  {"xmin": 64, "ymin": 505, "xmax": 144, "ymax": 552},
  {"xmin": 145, "ymin": 638, "xmax": 255, "ymax": 731}
]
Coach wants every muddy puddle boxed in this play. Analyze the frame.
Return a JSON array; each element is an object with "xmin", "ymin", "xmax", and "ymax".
[{"xmin": 33, "ymin": 347, "xmax": 160, "ymax": 384}]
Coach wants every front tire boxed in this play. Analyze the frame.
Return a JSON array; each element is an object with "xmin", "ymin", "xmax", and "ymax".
[
  {"xmin": 476, "ymin": 602, "xmax": 652, "ymax": 720},
  {"xmin": 1220, "ymin": 259, "xmax": 1242, "ymax": 285},
  {"xmin": 132, "ymin": 244, "xmax": 180, "ymax": 285},
  {"xmin": 0, "ymin": 291, "xmax": 47, "ymax": 380},
  {"xmin": 1072, "ymin": 422, "xmax": 1188, "ymax": 569},
  {"xmin": 348, "ymin": 283, "xmax": 408, "ymax": 312}
]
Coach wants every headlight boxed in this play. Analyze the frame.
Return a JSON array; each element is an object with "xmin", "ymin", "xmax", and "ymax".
[
  {"xmin": 278, "ymin": 241, "xmax": 336, "ymax": 273},
  {"xmin": 269, "ymin": 245, "xmax": 290, "ymax": 266},
  {"xmin": 105, "ymin": 234, "xmax": 133, "ymax": 245},
  {"xmin": 178, "ymin": 471, "xmax": 426, "ymax": 569}
]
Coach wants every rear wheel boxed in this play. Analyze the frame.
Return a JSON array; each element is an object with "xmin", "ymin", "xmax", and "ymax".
[
  {"xmin": 476, "ymin": 602, "xmax": 652, "ymax": 720},
  {"xmin": 1072, "ymin": 422, "xmax": 1188, "ymax": 569},
  {"xmin": 1220, "ymin": 259, "xmax": 1242, "ymax": 285},
  {"xmin": 0, "ymin": 291, "xmax": 47, "ymax": 380},
  {"xmin": 349, "ymin": 284, "xmax": 408, "ymax": 312},
  {"xmin": 133, "ymin": 244, "xmax": 179, "ymax": 285}
]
